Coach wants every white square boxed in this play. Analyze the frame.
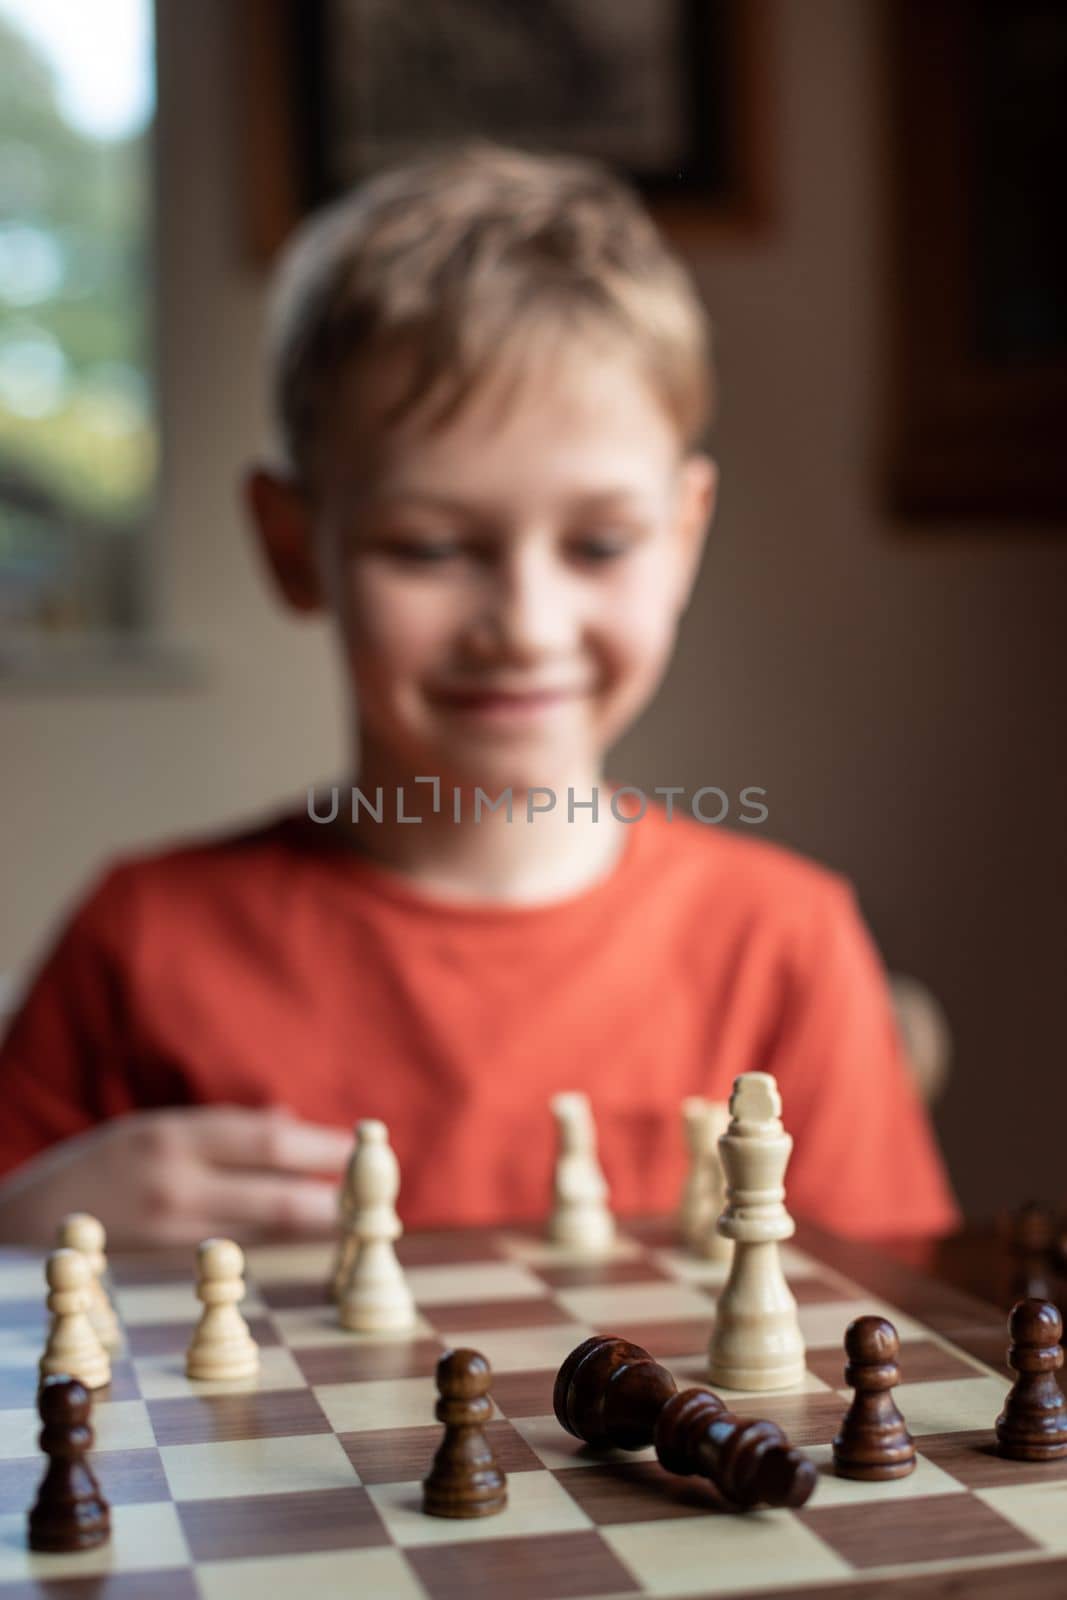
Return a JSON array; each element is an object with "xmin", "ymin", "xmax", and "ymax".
[
  {"xmin": 271, "ymin": 1306, "xmax": 435, "ymax": 1349},
  {"xmin": 132, "ymin": 1343, "xmax": 306, "ymax": 1401},
  {"xmin": 0, "ymin": 1501, "xmax": 188, "ymax": 1583},
  {"xmin": 802, "ymin": 1442, "xmax": 965, "ymax": 1506},
  {"xmin": 403, "ymin": 1262, "xmax": 546, "ymax": 1305},
  {"xmin": 512, "ymin": 1413, "xmax": 656, "ymax": 1472},
  {"xmin": 197, "ymin": 1545, "xmax": 426, "ymax": 1600},
  {"xmin": 496, "ymin": 1231, "xmax": 643, "ymax": 1267},
  {"xmin": 314, "ymin": 1375, "xmax": 491, "ymax": 1433},
  {"xmin": 424, "ymin": 1322, "xmax": 594, "ymax": 1374},
  {"xmin": 552, "ymin": 1281, "xmax": 714, "ymax": 1327},
  {"xmin": 161, "ymin": 1432, "xmax": 358, "ymax": 1499},
  {"xmin": 243, "ymin": 1242, "xmax": 334, "ymax": 1285},
  {"xmin": 113, "ymin": 1282, "xmax": 264, "ymax": 1326},
  {"xmin": 602, "ymin": 1506, "xmax": 851, "ymax": 1595},
  {"xmin": 798, "ymin": 1299, "xmax": 924, "ymax": 1349},
  {"xmin": 893, "ymin": 1376, "xmax": 1011, "ymax": 1437},
  {"xmin": 976, "ymin": 1481, "xmax": 1067, "ymax": 1552},
  {"xmin": 368, "ymin": 1465, "xmax": 591, "ymax": 1546}
]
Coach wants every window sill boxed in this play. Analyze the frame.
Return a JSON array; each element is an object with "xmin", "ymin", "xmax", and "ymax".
[{"xmin": 0, "ymin": 634, "xmax": 208, "ymax": 694}]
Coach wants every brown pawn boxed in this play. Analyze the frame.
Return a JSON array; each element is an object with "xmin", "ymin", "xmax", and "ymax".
[
  {"xmin": 996, "ymin": 1298, "xmax": 1067, "ymax": 1460},
  {"xmin": 833, "ymin": 1315, "xmax": 916, "ymax": 1480},
  {"xmin": 422, "ymin": 1348, "xmax": 507, "ymax": 1518},
  {"xmin": 28, "ymin": 1376, "xmax": 110, "ymax": 1552},
  {"xmin": 554, "ymin": 1335, "xmax": 816, "ymax": 1510}
]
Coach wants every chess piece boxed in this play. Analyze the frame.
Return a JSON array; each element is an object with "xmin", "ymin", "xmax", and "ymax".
[
  {"xmin": 40, "ymin": 1250, "xmax": 110, "ymax": 1391},
  {"xmin": 833, "ymin": 1315, "xmax": 916, "ymax": 1479},
  {"xmin": 678, "ymin": 1098, "xmax": 732, "ymax": 1261},
  {"xmin": 422, "ymin": 1348, "xmax": 507, "ymax": 1518},
  {"xmin": 548, "ymin": 1091, "xmax": 614, "ymax": 1253},
  {"xmin": 707, "ymin": 1073, "xmax": 806, "ymax": 1391},
  {"xmin": 995, "ymin": 1298, "xmax": 1067, "ymax": 1460},
  {"xmin": 56, "ymin": 1213, "xmax": 122, "ymax": 1351},
  {"xmin": 554, "ymin": 1334, "xmax": 816, "ymax": 1509},
  {"xmin": 185, "ymin": 1239, "xmax": 259, "ymax": 1381},
  {"xmin": 1003, "ymin": 1203, "xmax": 1054, "ymax": 1303},
  {"xmin": 338, "ymin": 1120, "xmax": 416, "ymax": 1332},
  {"xmin": 27, "ymin": 1376, "xmax": 110, "ymax": 1552},
  {"xmin": 329, "ymin": 1128, "xmax": 360, "ymax": 1302}
]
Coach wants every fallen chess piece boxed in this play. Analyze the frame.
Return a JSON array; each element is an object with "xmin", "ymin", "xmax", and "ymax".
[
  {"xmin": 833, "ymin": 1315, "xmax": 916, "ymax": 1479},
  {"xmin": 56, "ymin": 1212, "xmax": 122, "ymax": 1352},
  {"xmin": 39, "ymin": 1249, "xmax": 110, "ymax": 1391},
  {"xmin": 996, "ymin": 1297, "xmax": 1067, "ymax": 1460},
  {"xmin": 422, "ymin": 1348, "xmax": 507, "ymax": 1518},
  {"xmin": 554, "ymin": 1333, "xmax": 817, "ymax": 1510},
  {"xmin": 28, "ymin": 1375, "xmax": 110, "ymax": 1553},
  {"xmin": 185, "ymin": 1238, "xmax": 260, "ymax": 1382}
]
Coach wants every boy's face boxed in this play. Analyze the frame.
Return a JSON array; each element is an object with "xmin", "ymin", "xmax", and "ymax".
[{"xmin": 249, "ymin": 342, "xmax": 716, "ymax": 796}]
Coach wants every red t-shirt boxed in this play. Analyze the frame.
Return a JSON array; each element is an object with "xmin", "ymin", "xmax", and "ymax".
[{"xmin": 0, "ymin": 798, "xmax": 959, "ymax": 1238}]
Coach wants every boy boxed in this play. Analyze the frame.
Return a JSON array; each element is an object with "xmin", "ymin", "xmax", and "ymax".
[{"xmin": 0, "ymin": 140, "xmax": 959, "ymax": 1247}]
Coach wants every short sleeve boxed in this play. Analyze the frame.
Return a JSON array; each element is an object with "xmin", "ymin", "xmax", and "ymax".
[
  {"xmin": 0, "ymin": 868, "xmax": 138, "ymax": 1178},
  {"xmin": 766, "ymin": 876, "xmax": 961, "ymax": 1240}
]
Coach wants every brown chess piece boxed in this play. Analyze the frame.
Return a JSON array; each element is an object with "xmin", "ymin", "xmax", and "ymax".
[
  {"xmin": 1000, "ymin": 1202, "xmax": 1054, "ymax": 1303},
  {"xmin": 422, "ymin": 1348, "xmax": 507, "ymax": 1517},
  {"xmin": 27, "ymin": 1375, "xmax": 111, "ymax": 1552},
  {"xmin": 996, "ymin": 1298, "xmax": 1067, "ymax": 1460},
  {"xmin": 832, "ymin": 1315, "xmax": 916, "ymax": 1480},
  {"xmin": 554, "ymin": 1334, "xmax": 817, "ymax": 1510}
]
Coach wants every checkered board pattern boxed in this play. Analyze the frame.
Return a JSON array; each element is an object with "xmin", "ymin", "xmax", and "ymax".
[{"xmin": 2, "ymin": 1220, "xmax": 1066, "ymax": 1600}]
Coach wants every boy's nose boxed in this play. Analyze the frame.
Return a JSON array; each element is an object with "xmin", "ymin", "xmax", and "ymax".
[{"xmin": 463, "ymin": 551, "xmax": 579, "ymax": 663}]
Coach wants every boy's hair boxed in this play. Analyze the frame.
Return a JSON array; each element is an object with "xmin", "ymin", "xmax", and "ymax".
[{"xmin": 268, "ymin": 139, "xmax": 714, "ymax": 478}]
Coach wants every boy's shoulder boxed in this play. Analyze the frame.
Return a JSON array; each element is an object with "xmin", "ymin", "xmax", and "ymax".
[{"xmin": 639, "ymin": 800, "xmax": 852, "ymax": 929}]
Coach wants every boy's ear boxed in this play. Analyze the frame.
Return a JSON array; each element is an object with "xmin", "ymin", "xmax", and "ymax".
[
  {"xmin": 674, "ymin": 453, "xmax": 718, "ymax": 613},
  {"xmin": 242, "ymin": 467, "xmax": 324, "ymax": 613}
]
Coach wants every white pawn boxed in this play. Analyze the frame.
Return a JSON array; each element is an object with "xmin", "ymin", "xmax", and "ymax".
[
  {"xmin": 330, "ymin": 1127, "xmax": 361, "ymax": 1302},
  {"xmin": 548, "ymin": 1091, "xmax": 614, "ymax": 1253},
  {"xmin": 338, "ymin": 1120, "xmax": 416, "ymax": 1332},
  {"xmin": 185, "ymin": 1239, "xmax": 259, "ymax": 1381},
  {"xmin": 40, "ymin": 1249, "xmax": 111, "ymax": 1390},
  {"xmin": 678, "ymin": 1099, "xmax": 733, "ymax": 1261},
  {"xmin": 707, "ymin": 1072, "xmax": 806, "ymax": 1391},
  {"xmin": 56, "ymin": 1212, "xmax": 122, "ymax": 1350}
]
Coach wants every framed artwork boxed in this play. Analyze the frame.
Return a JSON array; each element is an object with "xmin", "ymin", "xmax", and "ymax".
[
  {"xmin": 886, "ymin": 0, "xmax": 1067, "ymax": 521},
  {"xmin": 235, "ymin": 0, "xmax": 773, "ymax": 260}
]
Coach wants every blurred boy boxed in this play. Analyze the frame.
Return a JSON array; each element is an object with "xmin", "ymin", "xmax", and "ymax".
[{"xmin": 0, "ymin": 141, "xmax": 959, "ymax": 1246}]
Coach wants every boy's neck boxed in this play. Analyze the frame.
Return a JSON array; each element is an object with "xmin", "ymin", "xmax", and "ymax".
[{"xmin": 327, "ymin": 746, "xmax": 629, "ymax": 906}]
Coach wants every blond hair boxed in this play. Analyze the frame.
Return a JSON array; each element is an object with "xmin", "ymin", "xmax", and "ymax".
[{"xmin": 268, "ymin": 139, "xmax": 714, "ymax": 478}]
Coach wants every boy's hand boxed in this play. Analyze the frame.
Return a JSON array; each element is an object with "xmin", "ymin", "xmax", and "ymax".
[{"xmin": 0, "ymin": 1107, "xmax": 352, "ymax": 1247}]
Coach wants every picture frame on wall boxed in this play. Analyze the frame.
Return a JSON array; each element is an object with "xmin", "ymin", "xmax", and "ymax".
[
  {"xmin": 886, "ymin": 0, "xmax": 1067, "ymax": 521},
  {"xmin": 235, "ymin": 0, "xmax": 773, "ymax": 261}
]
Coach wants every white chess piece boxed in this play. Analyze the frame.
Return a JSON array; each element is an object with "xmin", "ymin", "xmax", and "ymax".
[
  {"xmin": 338, "ymin": 1120, "xmax": 416, "ymax": 1332},
  {"xmin": 56, "ymin": 1212, "xmax": 122, "ymax": 1350},
  {"xmin": 548, "ymin": 1091, "xmax": 615, "ymax": 1253},
  {"xmin": 706, "ymin": 1072, "xmax": 806, "ymax": 1391},
  {"xmin": 185, "ymin": 1239, "xmax": 260, "ymax": 1381},
  {"xmin": 39, "ymin": 1248, "xmax": 111, "ymax": 1390},
  {"xmin": 678, "ymin": 1098, "xmax": 733, "ymax": 1261},
  {"xmin": 330, "ymin": 1130, "xmax": 360, "ymax": 1302}
]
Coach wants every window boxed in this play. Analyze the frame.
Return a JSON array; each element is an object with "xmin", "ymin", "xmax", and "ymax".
[{"xmin": 0, "ymin": 0, "xmax": 156, "ymax": 658}]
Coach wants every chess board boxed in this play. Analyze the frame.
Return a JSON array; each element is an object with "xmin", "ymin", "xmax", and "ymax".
[{"xmin": 2, "ymin": 1218, "xmax": 1066, "ymax": 1600}]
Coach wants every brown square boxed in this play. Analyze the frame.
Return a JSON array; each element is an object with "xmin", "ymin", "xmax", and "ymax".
[
  {"xmin": 293, "ymin": 1338, "xmax": 445, "ymax": 1386},
  {"xmin": 918, "ymin": 1427, "xmax": 1067, "ymax": 1489},
  {"xmin": 96, "ymin": 1358, "xmax": 141, "ymax": 1402},
  {"xmin": 799, "ymin": 1490, "xmax": 1039, "ymax": 1567},
  {"xmin": 396, "ymin": 1230, "xmax": 507, "ymax": 1266},
  {"xmin": 428, "ymin": 1297, "xmax": 578, "ymax": 1333},
  {"xmin": 0, "ymin": 1574, "xmax": 200, "ymax": 1599},
  {"xmin": 109, "ymin": 1250, "xmax": 194, "ymax": 1286},
  {"xmin": 554, "ymin": 1459, "xmax": 719, "ymax": 1523},
  {"xmin": 258, "ymin": 1280, "xmax": 331, "ymax": 1311},
  {"xmin": 805, "ymin": 1338, "xmax": 982, "ymax": 1389},
  {"xmin": 406, "ymin": 1527, "xmax": 640, "ymax": 1599},
  {"xmin": 486, "ymin": 1368, "xmax": 558, "ymax": 1419},
  {"xmin": 178, "ymin": 1485, "xmax": 388, "ymax": 1561},
  {"xmin": 340, "ymin": 1419, "xmax": 543, "ymax": 1485},
  {"xmin": 603, "ymin": 1320, "xmax": 708, "ymax": 1359},
  {"xmin": 788, "ymin": 1275, "xmax": 865, "ymax": 1304},
  {"xmin": 739, "ymin": 1391, "xmax": 847, "ymax": 1448},
  {"xmin": 147, "ymin": 1386, "xmax": 330, "ymax": 1446},
  {"xmin": 534, "ymin": 1259, "xmax": 672, "ymax": 1289}
]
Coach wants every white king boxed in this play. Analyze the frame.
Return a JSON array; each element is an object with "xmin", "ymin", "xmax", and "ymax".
[{"xmin": 706, "ymin": 1071, "xmax": 806, "ymax": 1391}]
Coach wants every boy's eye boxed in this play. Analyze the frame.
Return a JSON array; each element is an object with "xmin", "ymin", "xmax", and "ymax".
[
  {"xmin": 569, "ymin": 532, "xmax": 637, "ymax": 563},
  {"xmin": 382, "ymin": 537, "xmax": 462, "ymax": 564}
]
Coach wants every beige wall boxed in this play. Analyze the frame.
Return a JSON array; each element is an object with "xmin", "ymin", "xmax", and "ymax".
[{"xmin": 2, "ymin": 1, "xmax": 1064, "ymax": 1215}]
